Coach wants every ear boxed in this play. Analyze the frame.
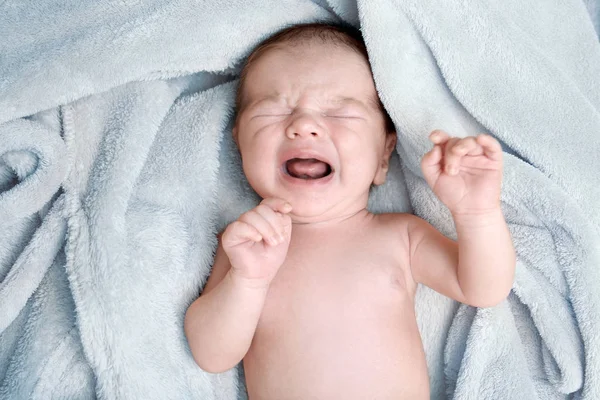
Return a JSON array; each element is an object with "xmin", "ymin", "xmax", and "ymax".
[{"xmin": 373, "ymin": 133, "xmax": 397, "ymax": 186}]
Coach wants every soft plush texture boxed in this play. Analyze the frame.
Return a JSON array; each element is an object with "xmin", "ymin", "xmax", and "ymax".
[{"xmin": 1, "ymin": 0, "xmax": 599, "ymax": 399}]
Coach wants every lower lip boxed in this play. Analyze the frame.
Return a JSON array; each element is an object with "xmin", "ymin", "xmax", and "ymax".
[{"xmin": 279, "ymin": 167, "xmax": 335, "ymax": 186}]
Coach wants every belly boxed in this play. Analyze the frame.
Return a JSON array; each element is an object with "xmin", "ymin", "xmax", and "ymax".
[{"xmin": 243, "ymin": 268, "xmax": 430, "ymax": 400}]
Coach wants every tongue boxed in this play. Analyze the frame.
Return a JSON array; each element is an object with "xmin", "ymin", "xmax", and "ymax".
[{"xmin": 286, "ymin": 158, "xmax": 329, "ymax": 179}]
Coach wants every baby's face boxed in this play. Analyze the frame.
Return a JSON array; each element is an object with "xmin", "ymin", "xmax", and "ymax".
[{"xmin": 234, "ymin": 42, "xmax": 396, "ymax": 222}]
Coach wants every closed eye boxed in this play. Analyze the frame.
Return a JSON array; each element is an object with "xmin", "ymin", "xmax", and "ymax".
[
  {"xmin": 250, "ymin": 107, "xmax": 292, "ymax": 117},
  {"xmin": 327, "ymin": 114, "xmax": 362, "ymax": 119},
  {"xmin": 325, "ymin": 113, "xmax": 364, "ymax": 120},
  {"xmin": 325, "ymin": 107, "xmax": 365, "ymax": 120}
]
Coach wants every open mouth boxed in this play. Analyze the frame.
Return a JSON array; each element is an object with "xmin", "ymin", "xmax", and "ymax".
[{"xmin": 284, "ymin": 158, "xmax": 333, "ymax": 180}]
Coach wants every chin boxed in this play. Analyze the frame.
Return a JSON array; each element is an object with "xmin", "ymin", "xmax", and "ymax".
[{"xmin": 287, "ymin": 201, "xmax": 332, "ymax": 221}]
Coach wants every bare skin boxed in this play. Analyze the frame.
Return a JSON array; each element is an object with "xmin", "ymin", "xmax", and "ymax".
[
  {"xmin": 184, "ymin": 40, "xmax": 515, "ymax": 399},
  {"xmin": 239, "ymin": 211, "xmax": 429, "ymax": 399}
]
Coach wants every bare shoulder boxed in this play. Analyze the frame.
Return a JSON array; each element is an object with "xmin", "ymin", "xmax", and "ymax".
[
  {"xmin": 370, "ymin": 212, "xmax": 439, "ymax": 258},
  {"xmin": 370, "ymin": 212, "xmax": 417, "ymax": 252},
  {"xmin": 374, "ymin": 212, "xmax": 435, "ymax": 234},
  {"xmin": 369, "ymin": 213, "xmax": 423, "ymax": 290},
  {"xmin": 372, "ymin": 212, "xmax": 420, "ymax": 234}
]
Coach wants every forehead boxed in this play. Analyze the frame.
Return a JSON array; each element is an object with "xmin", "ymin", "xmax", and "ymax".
[{"xmin": 241, "ymin": 41, "xmax": 378, "ymax": 107}]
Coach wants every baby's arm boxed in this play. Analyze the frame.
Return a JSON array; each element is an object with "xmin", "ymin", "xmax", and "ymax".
[
  {"xmin": 184, "ymin": 242, "xmax": 269, "ymax": 373},
  {"xmin": 409, "ymin": 130, "xmax": 515, "ymax": 307},
  {"xmin": 405, "ymin": 212, "xmax": 514, "ymax": 307},
  {"xmin": 185, "ymin": 198, "xmax": 292, "ymax": 373}
]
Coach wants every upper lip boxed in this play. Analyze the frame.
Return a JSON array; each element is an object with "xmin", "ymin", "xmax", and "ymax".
[{"xmin": 278, "ymin": 148, "xmax": 335, "ymax": 171}]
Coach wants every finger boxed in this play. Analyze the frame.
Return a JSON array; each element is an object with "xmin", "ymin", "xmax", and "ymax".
[
  {"xmin": 476, "ymin": 134, "xmax": 503, "ymax": 161},
  {"xmin": 442, "ymin": 137, "xmax": 463, "ymax": 175},
  {"xmin": 450, "ymin": 137, "xmax": 481, "ymax": 157},
  {"xmin": 421, "ymin": 144, "xmax": 443, "ymax": 168},
  {"xmin": 254, "ymin": 204, "xmax": 287, "ymax": 242},
  {"xmin": 260, "ymin": 197, "xmax": 293, "ymax": 214},
  {"xmin": 279, "ymin": 213, "xmax": 293, "ymax": 238},
  {"xmin": 429, "ymin": 129, "xmax": 451, "ymax": 145},
  {"xmin": 239, "ymin": 208, "xmax": 284, "ymax": 246},
  {"xmin": 421, "ymin": 145, "xmax": 442, "ymax": 187},
  {"xmin": 222, "ymin": 221, "xmax": 262, "ymax": 247}
]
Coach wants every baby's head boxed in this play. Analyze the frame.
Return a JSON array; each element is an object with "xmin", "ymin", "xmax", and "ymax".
[{"xmin": 233, "ymin": 23, "xmax": 397, "ymax": 222}]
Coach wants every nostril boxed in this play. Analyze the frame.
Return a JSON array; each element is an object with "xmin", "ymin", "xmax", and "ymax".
[{"xmin": 311, "ymin": 132, "xmax": 318, "ymax": 136}]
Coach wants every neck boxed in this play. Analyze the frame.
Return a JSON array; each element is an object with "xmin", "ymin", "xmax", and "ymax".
[
  {"xmin": 287, "ymin": 191, "xmax": 371, "ymax": 226},
  {"xmin": 290, "ymin": 207, "xmax": 371, "ymax": 233}
]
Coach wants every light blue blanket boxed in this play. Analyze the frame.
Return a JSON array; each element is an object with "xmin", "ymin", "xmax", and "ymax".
[{"xmin": 1, "ymin": 1, "xmax": 599, "ymax": 399}]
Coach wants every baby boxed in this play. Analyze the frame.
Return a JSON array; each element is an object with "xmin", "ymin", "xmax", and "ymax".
[{"xmin": 185, "ymin": 23, "xmax": 515, "ymax": 399}]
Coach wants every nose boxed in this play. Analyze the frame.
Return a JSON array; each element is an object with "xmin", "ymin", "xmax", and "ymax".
[{"xmin": 285, "ymin": 111, "xmax": 324, "ymax": 139}]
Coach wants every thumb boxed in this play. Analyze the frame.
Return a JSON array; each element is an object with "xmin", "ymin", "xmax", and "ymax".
[{"xmin": 222, "ymin": 221, "xmax": 262, "ymax": 248}]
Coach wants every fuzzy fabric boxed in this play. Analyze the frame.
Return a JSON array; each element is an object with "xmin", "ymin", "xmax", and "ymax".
[{"xmin": 1, "ymin": 0, "xmax": 599, "ymax": 399}]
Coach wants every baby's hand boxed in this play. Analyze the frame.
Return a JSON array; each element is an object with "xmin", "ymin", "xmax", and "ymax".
[
  {"xmin": 222, "ymin": 198, "xmax": 293, "ymax": 288},
  {"xmin": 421, "ymin": 130, "xmax": 503, "ymax": 216}
]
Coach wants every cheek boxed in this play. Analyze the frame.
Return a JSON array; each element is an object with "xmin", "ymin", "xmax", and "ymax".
[
  {"xmin": 240, "ymin": 146, "xmax": 269, "ymax": 174},
  {"xmin": 238, "ymin": 135, "xmax": 279, "ymax": 179},
  {"xmin": 336, "ymin": 143, "xmax": 381, "ymax": 187},
  {"xmin": 333, "ymin": 129, "xmax": 381, "ymax": 165},
  {"xmin": 239, "ymin": 130, "xmax": 277, "ymax": 158}
]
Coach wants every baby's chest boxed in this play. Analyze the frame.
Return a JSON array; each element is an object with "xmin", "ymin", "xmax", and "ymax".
[{"xmin": 260, "ymin": 244, "xmax": 415, "ymax": 327}]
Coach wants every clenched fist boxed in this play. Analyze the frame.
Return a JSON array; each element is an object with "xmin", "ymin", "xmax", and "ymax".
[
  {"xmin": 222, "ymin": 198, "xmax": 293, "ymax": 287},
  {"xmin": 421, "ymin": 130, "xmax": 503, "ymax": 216}
]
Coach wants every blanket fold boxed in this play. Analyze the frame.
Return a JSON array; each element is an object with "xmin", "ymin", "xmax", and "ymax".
[{"xmin": 1, "ymin": 0, "xmax": 599, "ymax": 399}]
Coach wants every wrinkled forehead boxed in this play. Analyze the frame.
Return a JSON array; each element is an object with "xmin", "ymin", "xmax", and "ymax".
[{"xmin": 239, "ymin": 41, "xmax": 379, "ymax": 110}]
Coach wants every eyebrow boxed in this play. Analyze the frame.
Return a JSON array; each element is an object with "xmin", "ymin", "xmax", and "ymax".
[
  {"xmin": 328, "ymin": 96, "xmax": 372, "ymax": 109},
  {"xmin": 244, "ymin": 94, "xmax": 285, "ymax": 110}
]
